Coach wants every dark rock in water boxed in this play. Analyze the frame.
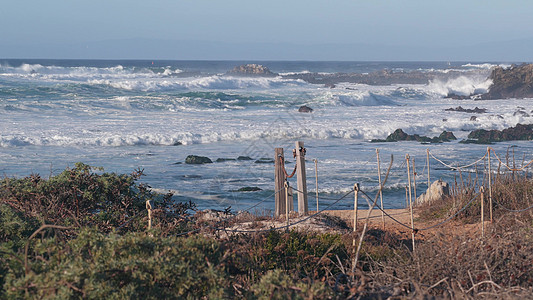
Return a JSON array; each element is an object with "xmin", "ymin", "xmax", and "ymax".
[
  {"xmin": 445, "ymin": 106, "xmax": 487, "ymax": 113},
  {"xmin": 255, "ymin": 158, "xmax": 274, "ymax": 164},
  {"xmin": 226, "ymin": 64, "xmax": 277, "ymax": 77},
  {"xmin": 234, "ymin": 186, "xmax": 262, "ymax": 192},
  {"xmin": 173, "ymin": 141, "xmax": 182, "ymax": 146},
  {"xmin": 461, "ymin": 123, "xmax": 533, "ymax": 144},
  {"xmin": 371, "ymin": 129, "xmax": 456, "ymax": 144},
  {"xmin": 438, "ymin": 131, "xmax": 457, "ymax": 142},
  {"xmin": 470, "ymin": 116, "xmax": 478, "ymax": 121},
  {"xmin": 216, "ymin": 158, "xmax": 236, "ymax": 162},
  {"xmin": 298, "ymin": 105, "xmax": 313, "ymax": 113},
  {"xmin": 514, "ymin": 110, "xmax": 530, "ymax": 117},
  {"xmin": 185, "ymin": 155, "xmax": 213, "ymax": 164},
  {"xmin": 482, "ymin": 64, "xmax": 533, "ymax": 99},
  {"xmin": 173, "ymin": 162, "xmax": 182, "ymax": 165},
  {"xmin": 324, "ymin": 83, "xmax": 336, "ymax": 88},
  {"xmin": 445, "ymin": 93, "xmax": 478, "ymax": 100},
  {"xmin": 237, "ymin": 156, "xmax": 253, "ymax": 161}
]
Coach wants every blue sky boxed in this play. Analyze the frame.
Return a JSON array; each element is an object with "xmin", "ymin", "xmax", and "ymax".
[{"xmin": 2, "ymin": 0, "xmax": 533, "ymax": 60}]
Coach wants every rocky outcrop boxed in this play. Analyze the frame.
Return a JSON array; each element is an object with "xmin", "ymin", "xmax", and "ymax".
[
  {"xmin": 416, "ymin": 180, "xmax": 450, "ymax": 206},
  {"xmin": 216, "ymin": 158, "xmax": 236, "ymax": 162},
  {"xmin": 445, "ymin": 106, "xmax": 487, "ymax": 113},
  {"xmin": 185, "ymin": 155, "xmax": 213, "ymax": 164},
  {"xmin": 226, "ymin": 64, "xmax": 277, "ymax": 77},
  {"xmin": 237, "ymin": 156, "xmax": 253, "ymax": 161},
  {"xmin": 461, "ymin": 123, "xmax": 533, "ymax": 144},
  {"xmin": 482, "ymin": 64, "xmax": 533, "ymax": 99},
  {"xmin": 371, "ymin": 129, "xmax": 456, "ymax": 144},
  {"xmin": 298, "ymin": 105, "xmax": 313, "ymax": 113}
]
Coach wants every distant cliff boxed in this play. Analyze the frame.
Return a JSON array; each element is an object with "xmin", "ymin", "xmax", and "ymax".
[{"xmin": 482, "ymin": 64, "xmax": 533, "ymax": 99}]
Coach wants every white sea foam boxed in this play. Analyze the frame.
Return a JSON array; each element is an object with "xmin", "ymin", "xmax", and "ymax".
[
  {"xmin": 462, "ymin": 63, "xmax": 511, "ymax": 69},
  {"xmin": 427, "ymin": 76, "xmax": 492, "ymax": 96}
]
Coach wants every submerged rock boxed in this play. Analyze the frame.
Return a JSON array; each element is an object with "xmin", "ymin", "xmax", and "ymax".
[
  {"xmin": 237, "ymin": 156, "xmax": 254, "ymax": 161},
  {"xmin": 461, "ymin": 123, "xmax": 533, "ymax": 144},
  {"xmin": 298, "ymin": 105, "xmax": 313, "ymax": 113},
  {"xmin": 233, "ymin": 186, "xmax": 262, "ymax": 192},
  {"xmin": 185, "ymin": 155, "xmax": 213, "ymax": 164},
  {"xmin": 255, "ymin": 158, "xmax": 274, "ymax": 164},
  {"xmin": 416, "ymin": 180, "xmax": 450, "ymax": 206},
  {"xmin": 216, "ymin": 158, "xmax": 236, "ymax": 162}
]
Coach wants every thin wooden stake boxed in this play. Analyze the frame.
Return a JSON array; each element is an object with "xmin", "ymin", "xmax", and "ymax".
[
  {"xmin": 480, "ymin": 186, "xmax": 485, "ymax": 239},
  {"xmin": 487, "ymin": 147, "xmax": 493, "ymax": 222},
  {"xmin": 353, "ymin": 183, "xmax": 359, "ymax": 232},
  {"xmin": 146, "ymin": 200, "xmax": 153, "ymax": 230},
  {"xmin": 406, "ymin": 154, "xmax": 416, "ymax": 253},
  {"xmin": 427, "ymin": 148, "xmax": 430, "ymax": 189},
  {"xmin": 376, "ymin": 149, "xmax": 385, "ymax": 229},
  {"xmin": 412, "ymin": 157, "xmax": 417, "ymax": 202},
  {"xmin": 284, "ymin": 181, "xmax": 290, "ymax": 230},
  {"xmin": 314, "ymin": 159, "xmax": 319, "ymax": 213},
  {"xmin": 352, "ymin": 183, "xmax": 360, "ymax": 264}
]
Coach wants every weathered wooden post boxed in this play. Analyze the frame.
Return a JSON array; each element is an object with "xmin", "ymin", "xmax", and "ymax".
[
  {"xmin": 376, "ymin": 149, "xmax": 385, "ymax": 229},
  {"xmin": 285, "ymin": 181, "xmax": 290, "ymax": 229},
  {"xmin": 480, "ymin": 186, "xmax": 485, "ymax": 239},
  {"xmin": 295, "ymin": 141, "xmax": 308, "ymax": 215},
  {"xmin": 275, "ymin": 148, "xmax": 287, "ymax": 217},
  {"xmin": 406, "ymin": 154, "xmax": 416, "ymax": 252},
  {"xmin": 487, "ymin": 147, "xmax": 493, "ymax": 222},
  {"xmin": 412, "ymin": 157, "xmax": 417, "ymax": 202},
  {"xmin": 426, "ymin": 149, "xmax": 430, "ymax": 188},
  {"xmin": 353, "ymin": 183, "xmax": 360, "ymax": 232},
  {"xmin": 146, "ymin": 200, "xmax": 153, "ymax": 230},
  {"xmin": 314, "ymin": 159, "xmax": 319, "ymax": 213}
]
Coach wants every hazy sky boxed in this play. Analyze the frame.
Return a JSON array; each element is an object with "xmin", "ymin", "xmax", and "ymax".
[{"xmin": 2, "ymin": 0, "xmax": 533, "ymax": 60}]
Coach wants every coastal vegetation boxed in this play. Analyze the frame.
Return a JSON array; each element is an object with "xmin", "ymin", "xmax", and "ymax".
[{"xmin": 1, "ymin": 163, "xmax": 533, "ymax": 298}]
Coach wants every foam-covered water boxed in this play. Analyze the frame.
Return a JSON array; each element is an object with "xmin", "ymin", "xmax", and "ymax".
[{"xmin": 1, "ymin": 59, "xmax": 532, "ymax": 211}]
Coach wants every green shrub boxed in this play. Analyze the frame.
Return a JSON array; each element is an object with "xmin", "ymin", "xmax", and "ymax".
[
  {"xmin": 251, "ymin": 269, "xmax": 332, "ymax": 299},
  {"xmin": 3, "ymin": 229, "xmax": 228, "ymax": 299}
]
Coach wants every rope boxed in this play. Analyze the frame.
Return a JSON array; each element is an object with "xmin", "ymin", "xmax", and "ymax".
[
  {"xmin": 360, "ymin": 190, "xmax": 481, "ymax": 232},
  {"xmin": 279, "ymin": 156, "xmax": 297, "ymax": 178},
  {"xmin": 176, "ymin": 189, "xmax": 282, "ymax": 236},
  {"xmin": 489, "ymin": 148, "xmax": 533, "ymax": 172},
  {"xmin": 217, "ymin": 190, "xmax": 355, "ymax": 233},
  {"xmin": 493, "ymin": 199, "xmax": 533, "ymax": 213},
  {"xmin": 428, "ymin": 150, "xmax": 487, "ymax": 170}
]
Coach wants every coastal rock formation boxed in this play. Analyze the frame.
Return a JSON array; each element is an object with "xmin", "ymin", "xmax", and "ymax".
[
  {"xmin": 255, "ymin": 158, "xmax": 274, "ymax": 164},
  {"xmin": 482, "ymin": 64, "xmax": 533, "ymax": 99},
  {"xmin": 226, "ymin": 64, "xmax": 277, "ymax": 77},
  {"xmin": 371, "ymin": 129, "xmax": 456, "ymax": 144},
  {"xmin": 282, "ymin": 69, "xmax": 435, "ymax": 86},
  {"xmin": 216, "ymin": 158, "xmax": 236, "ymax": 162},
  {"xmin": 445, "ymin": 106, "xmax": 487, "ymax": 113},
  {"xmin": 298, "ymin": 105, "xmax": 313, "ymax": 113},
  {"xmin": 416, "ymin": 180, "xmax": 450, "ymax": 206},
  {"xmin": 461, "ymin": 123, "xmax": 533, "ymax": 144},
  {"xmin": 185, "ymin": 155, "xmax": 213, "ymax": 164}
]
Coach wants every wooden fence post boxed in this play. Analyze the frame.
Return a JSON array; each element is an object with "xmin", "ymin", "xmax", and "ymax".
[
  {"xmin": 314, "ymin": 159, "xmax": 319, "ymax": 213},
  {"xmin": 487, "ymin": 147, "xmax": 493, "ymax": 222},
  {"xmin": 295, "ymin": 141, "xmax": 308, "ymax": 215},
  {"xmin": 275, "ymin": 148, "xmax": 287, "ymax": 217},
  {"xmin": 376, "ymin": 149, "xmax": 385, "ymax": 229},
  {"xmin": 480, "ymin": 186, "xmax": 485, "ymax": 239},
  {"xmin": 285, "ymin": 181, "xmax": 290, "ymax": 230},
  {"xmin": 353, "ymin": 183, "xmax": 360, "ymax": 232},
  {"xmin": 406, "ymin": 154, "xmax": 416, "ymax": 253}
]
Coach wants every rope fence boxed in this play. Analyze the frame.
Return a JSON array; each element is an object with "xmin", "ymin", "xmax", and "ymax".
[{"xmin": 153, "ymin": 146, "xmax": 533, "ymax": 251}]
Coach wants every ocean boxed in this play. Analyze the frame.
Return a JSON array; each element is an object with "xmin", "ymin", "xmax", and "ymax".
[{"xmin": 1, "ymin": 59, "xmax": 532, "ymax": 212}]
